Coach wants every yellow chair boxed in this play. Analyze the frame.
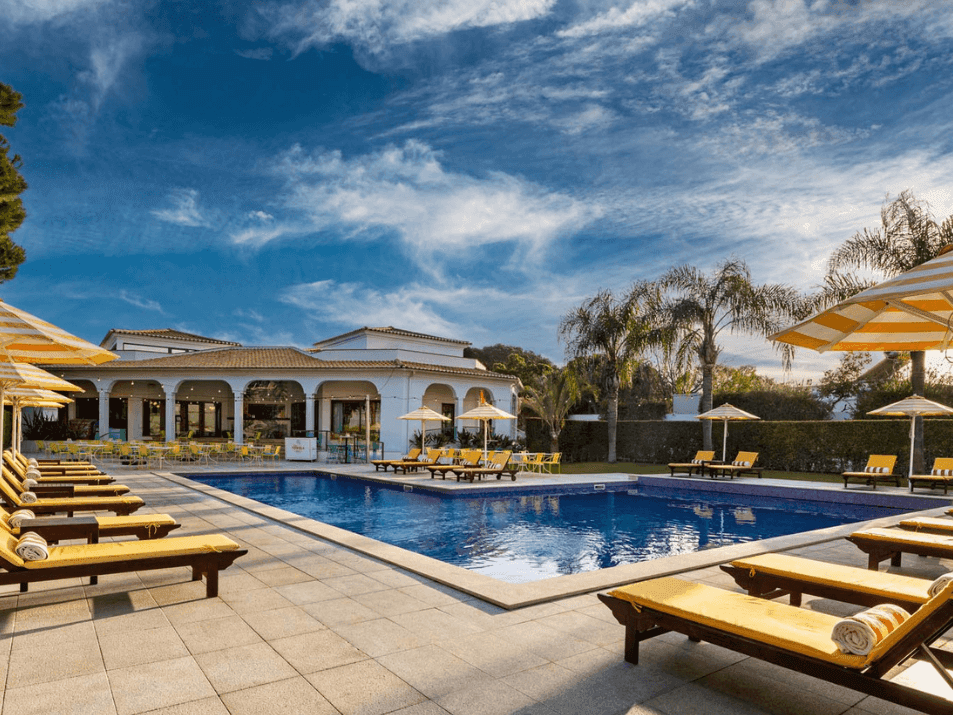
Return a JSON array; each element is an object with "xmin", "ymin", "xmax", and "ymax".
[
  {"xmin": 540, "ymin": 453, "xmax": 561, "ymax": 474},
  {"xmin": 908, "ymin": 457, "xmax": 953, "ymax": 494},
  {"xmin": 842, "ymin": 455, "xmax": 899, "ymax": 489}
]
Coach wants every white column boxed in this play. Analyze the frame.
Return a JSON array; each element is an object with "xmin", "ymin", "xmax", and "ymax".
[
  {"xmin": 233, "ymin": 393, "xmax": 244, "ymax": 445},
  {"xmin": 128, "ymin": 398, "xmax": 143, "ymax": 441},
  {"xmin": 305, "ymin": 396, "xmax": 315, "ymax": 437},
  {"xmin": 98, "ymin": 388, "xmax": 110, "ymax": 439},
  {"xmin": 160, "ymin": 382, "xmax": 177, "ymax": 442}
]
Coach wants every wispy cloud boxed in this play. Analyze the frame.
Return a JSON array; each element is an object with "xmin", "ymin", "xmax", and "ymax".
[
  {"xmin": 151, "ymin": 189, "xmax": 211, "ymax": 228},
  {"xmin": 557, "ymin": 0, "xmax": 693, "ymax": 39},
  {"xmin": 235, "ymin": 47, "xmax": 273, "ymax": 61},
  {"xmin": 270, "ymin": 140, "xmax": 597, "ymax": 267},
  {"xmin": 117, "ymin": 290, "xmax": 164, "ymax": 313},
  {"xmin": 263, "ymin": 0, "xmax": 556, "ymax": 57},
  {"xmin": 4, "ymin": 0, "xmax": 113, "ymax": 25}
]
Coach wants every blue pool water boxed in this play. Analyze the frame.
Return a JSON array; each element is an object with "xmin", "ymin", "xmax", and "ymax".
[{"xmin": 189, "ymin": 473, "xmax": 905, "ymax": 583}]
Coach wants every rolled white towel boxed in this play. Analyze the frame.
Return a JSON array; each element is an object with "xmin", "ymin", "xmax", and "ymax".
[
  {"xmin": 7, "ymin": 509, "xmax": 35, "ymax": 529},
  {"xmin": 22, "ymin": 478, "xmax": 38, "ymax": 489},
  {"xmin": 15, "ymin": 532, "xmax": 48, "ymax": 561},
  {"xmin": 831, "ymin": 604, "xmax": 910, "ymax": 655},
  {"xmin": 19, "ymin": 491, "xmax": 37, "ymax": 504},
  {"xmin": 25, "ymin": 467, "xmax": 41, "ymax": 478},
  {"xmin": 27, "ymin": 458, "xmax": 38, "ymax": 467},
  {"xmin": 928, "ymin": 573, "xmax": 953, "ymax": 598}
]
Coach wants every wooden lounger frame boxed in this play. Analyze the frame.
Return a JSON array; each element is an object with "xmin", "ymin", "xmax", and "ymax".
[
  {"xmin": 598, "ymin": 589, "xmax": 953, "ymax": 715},
  {"xmin": 1, "ymin": 548, "xmax": 245, "ymax": 598},
  {"xmin": 848, "ymin": 529, "xmax": 953, "ymax": 570}
]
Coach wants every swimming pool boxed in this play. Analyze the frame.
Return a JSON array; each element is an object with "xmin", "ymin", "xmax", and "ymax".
[{"xmin": 188, "ymin": 472, "xmax": 909, "ymax": 583}]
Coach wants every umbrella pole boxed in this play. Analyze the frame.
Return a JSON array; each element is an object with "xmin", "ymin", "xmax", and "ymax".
[
  {"xmin": 723, "ymin": 420, "xmax": 729, "ymax": 462},
  {"xmin": 909, "ymin": 416, "xmax": 916, "ymax": 479},
  {"xmin": 484, "ymin": 420, "xmax": 488, "ymax": 463},
  {"xmin": 0, "ymin": 386, "xmax": 5, "ymax": 458}
]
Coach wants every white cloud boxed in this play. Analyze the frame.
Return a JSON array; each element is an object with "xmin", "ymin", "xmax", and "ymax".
[
  {"xmin": 558, "ymin": 0, "xmax": 693, "ymax": 39},
  {"xmin": 4, "ymin": 0, "xmax": 111, "ymax": 25},
  {"xmin": 265, "ymin": 0, "xmax": 556, "ymax": 56},
  {"xmin": 117, "ymin": 290, "xmax": 163, "ymax": 313},
  {"xmin": 248, "ymin": 210, "xmax": 274, "ymax": 221},
  {"xmin": 151, "ymin": 189, "xmax": 211, "ymax": 228},
  {"xmin": 270, "ymin": 140, "xmax": 597, "ymax": 266},
  {"xmin": 235, "ymin": 48, "xmax": 274, "ymax": 61},
  {"xmin": 281, "ymin": 280, "xmax": 460, "ymax": 338}
]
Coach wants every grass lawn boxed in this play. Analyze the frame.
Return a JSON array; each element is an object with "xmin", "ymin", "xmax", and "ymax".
[{"xmin": 561, "ymin": 462, "xmax": 843, "ymax": 484}]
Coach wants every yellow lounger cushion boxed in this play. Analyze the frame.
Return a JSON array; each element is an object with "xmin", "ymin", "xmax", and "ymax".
[
  {"xmin": 729, "ymin": 553, "xmax": 932, "ymax": 604},
  {"xmin": 851, "ymin": 528, "xmax": 953, "ymax": 547},
  {"xmin": 606, "ymin": 577, "xmax": 953, "ymax": 669},
  {"xmin": 898, "ymin": 517, "xmax": 953, "ymax": 533},
  {"xmin": 1, "ymin": 532, "xmax": 240, "ymax": 569},
  {"xmin": 95, "ymin": 515, "xmax": 177, "ymax": 531}
]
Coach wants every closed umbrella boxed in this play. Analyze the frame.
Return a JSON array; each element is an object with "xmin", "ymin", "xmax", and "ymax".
[
  {"xmin": 398, "ymin": 406, "xmax": 450, "ymax": 456},
  {"xmin": 456, "ymin": 393, "xmax": 517, "ymax": 461},
  {"xmin": 867, "ymin": 395, "xmax": 953, "ymax": 479},
  {"xmin": 697, "ymin": 403, "xmax": 760, "ymax": 462}
]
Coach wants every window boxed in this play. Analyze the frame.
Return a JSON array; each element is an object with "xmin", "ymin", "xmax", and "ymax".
[{"xmin": 331, "ymin": 400, "xmax": 380, "ymax": 436}]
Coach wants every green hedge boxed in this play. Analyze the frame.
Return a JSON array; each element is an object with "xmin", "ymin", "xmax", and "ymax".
[{"xmin": 527, "ymin": 417, "xmax": 953, "ymax": 473}]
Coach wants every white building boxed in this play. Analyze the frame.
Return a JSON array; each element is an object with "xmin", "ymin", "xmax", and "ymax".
[{"xmin": 53, "ymin": 327, "xmax": 520, "ymax": 458}]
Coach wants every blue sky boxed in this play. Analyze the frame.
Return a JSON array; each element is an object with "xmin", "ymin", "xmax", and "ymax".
[{"xmin": 3, "ymin": 0, "xmax": 953, "ymax": 380}]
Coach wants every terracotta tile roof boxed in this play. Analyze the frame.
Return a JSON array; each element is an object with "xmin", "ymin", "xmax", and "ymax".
[
  {"xmin": 59, "ymin": 347, "xmax": 515, "ymax": 379},
  {"xmin": 101, "ymin": 329, "xmax": 241, "ymax": 347},
  {"xmin": 311, "ymin": 326, "xmax": 471, "ymax": 348}
]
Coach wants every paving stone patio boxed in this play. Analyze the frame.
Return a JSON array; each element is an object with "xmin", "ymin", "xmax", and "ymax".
[{"xmin": 1, "ymin": 459, "xmax": 951, "ymax": 714}]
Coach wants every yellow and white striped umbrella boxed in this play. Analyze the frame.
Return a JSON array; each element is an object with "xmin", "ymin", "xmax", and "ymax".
[
  {"xmin": 0, "ymin": 299, "xmax": 117, "ymax": 364},
  {"xmin": 4, "ymin": 386, "xmax": 73, "ymax": 405},
  {"xmin": 0, "ymin": 361, "xmax": 82, "ymax": 391},
  {"xmin": 772, "ymin": 246, "xmax": 953, "ymax": 352}
]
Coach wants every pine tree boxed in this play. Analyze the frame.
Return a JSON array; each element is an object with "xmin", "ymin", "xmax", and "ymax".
[{"xmin": 0, "ymin": 82, "xmax": 27, "ymax": 282}]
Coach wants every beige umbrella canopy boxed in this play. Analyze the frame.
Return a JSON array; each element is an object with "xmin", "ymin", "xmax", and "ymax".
[
  {"xmin": 456, "ymin": 393, "xmax": 517, "ymax": 460},
  {"xmin": 697, "ymin": 403, "xmax": 760, "ymax": 462},
  {"xmin": 867, "ymin": 395, "xmax": 953, "ymax": 478},
  {"xmin": 398, "ymin": 406, "xmax": 450, "ymax": 455}
]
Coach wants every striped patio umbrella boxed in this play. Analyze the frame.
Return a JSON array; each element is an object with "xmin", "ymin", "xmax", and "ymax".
[
  {"xmin": 867, "ymin": 395, "xmax": 953, "ymax": 478},
  {"xmin": 0, "ymin": 299, "xmax": 117, "ymax": 365},
  {"xmin": 771, "ymin": 246, "xmax": 953, "ymax": 353},
  {"xmin": 697, "ymin": 403, "xmax": 760, "ymax": 462},
  {"xmin": 4, "ymin": 386, "xmax": 74, "ymax": 455}
]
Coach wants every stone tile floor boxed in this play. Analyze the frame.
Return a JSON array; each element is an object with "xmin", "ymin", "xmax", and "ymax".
[{"xmin": 1, "ymin": 460, "xmax": 952, "ymax": 714}]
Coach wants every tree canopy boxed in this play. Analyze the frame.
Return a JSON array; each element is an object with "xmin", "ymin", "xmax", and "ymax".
[{"xmin": 0, "ymin": 82, "xmax": 27, "ymax": 283}]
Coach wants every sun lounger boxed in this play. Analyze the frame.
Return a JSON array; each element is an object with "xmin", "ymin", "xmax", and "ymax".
[
  {"xmin": 370, "ymin": 448, "xmax": 421, "ymax": 472},
  {"xmin": 5, "ymin": 452, "xmax": 112, "ymax": 483},
  {"xmin": 391, "ymin": 448, "xmax": 442, "ymax": 475},
  {"xmin": 848, "ymin": 527, "xmax": 953, "ymax": 569},
  {"xmin": 705, "ymin": 451, "xmax": 762, "ymax": 479},
  {"xmin": 908, "ymin": 458, "xmax": 953, "ymax": 494},
  {"xmin": 0, "ymin": 530, "xmax": 246, "ymax": 597},
  {"xmin": 897, "ymin": 516, "xmax": 953, "ymax": 535},
  {"xmin": 720, "ymin": 552, "xmax": 935, "ymax": 612},
  {"xmin": 599, "ymin": 576, "xmax": 953, "ymax": 715},
  {"xmin": 843, "ymin": 455, "xmax": 900, "ymax": 489},
  {"xmin": 667, "ymin": 450, "xmax": 715, "ymax": 477},
  {"xmin": 11, "ymin": 450, "xmax": 105, "ymax": 474},
  {"xmin": 2, "ymin": 506, "xmax": 179, "ymax": 543},
  {"xmin": 3, "ymin": 464, "xmax": 129, "ymax": 497},
  {"xmin": 451, "ymin": 451, "xmax": 515, "ymax": 483},
  {"xmin": 427, "ymin": 449, "xmax": 482, "ymax": 479},
  {"xmin": 0, "ymin": 467, "xmax": 143, "ymax": 517}
]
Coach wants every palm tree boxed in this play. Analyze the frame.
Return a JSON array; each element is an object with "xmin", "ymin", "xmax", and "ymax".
[
  {"xmin": 824, "ymin": 190, "xmax": 953, "ymax": 472},
  {"xmin": 660, "ymin": 259, "xmax": 799, "ymax": 451},
  {"xmin": 559, "ymin": 282, "xmax": 656, "ymax": 462},
  {"xmin": 521, "ymin": 367, "xmax": 587, "ymax": 452}
]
